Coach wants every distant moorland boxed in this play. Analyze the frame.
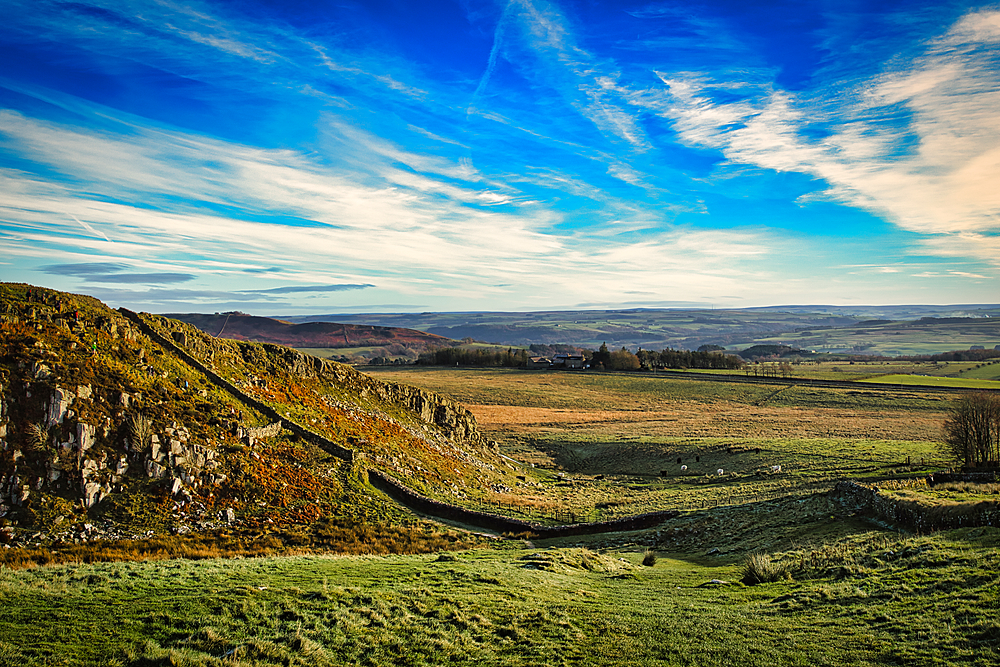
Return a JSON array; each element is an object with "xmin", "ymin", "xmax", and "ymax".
[{"xmin": 277, "ymin": 305, "xmax": 1000, "ymax": 356}]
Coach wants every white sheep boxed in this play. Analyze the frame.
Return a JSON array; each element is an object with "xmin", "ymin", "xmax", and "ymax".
[
  {"xmin": 716, "ymin": 468, "xmax": 724, "ymax": 476},
  {"xmin": 771, "ymin": 465, "xmax": 782, "ymax": 473},
  {"xmin": 680, "ymin": 465, "xmax": 688, "ymax": 471}
]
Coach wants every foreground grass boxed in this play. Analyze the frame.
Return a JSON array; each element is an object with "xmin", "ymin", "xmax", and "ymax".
[{"xmin": 0, "ymin": 525, "xmax": 997, "ymax": 666}]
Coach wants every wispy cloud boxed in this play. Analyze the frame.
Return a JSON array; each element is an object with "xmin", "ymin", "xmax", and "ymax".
[
  {"xmin": 487, "ymin": 0, "xmax": 652, "ymax": 151},
  {"xmin": 1, "ymin": 0, "xmax": 997, "ymax": 312},
  {"xmin": 41, "ymin": 262, "xmax": 194, "ymax": 284},
  {"xmin": 240, "ymin": 284, "xmax": 375, "ymax": 295},
  {"xmin": 627, "ymin": 9, "xmax": 1000, "ymax": 264}
]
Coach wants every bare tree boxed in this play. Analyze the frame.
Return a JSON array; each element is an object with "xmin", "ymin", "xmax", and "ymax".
[{"xmin": 943, "ymin": 392, "xmax": 1000, "ymax": 468}]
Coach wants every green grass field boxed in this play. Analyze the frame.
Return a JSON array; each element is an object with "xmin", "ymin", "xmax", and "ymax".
[
  {"xmin": 859, "ymin": 374, "xmax": 1000, "ymax": 389},
  {"xmin": 2, "ymin": 523, "xmax": 997, "ymax": 666},
  {"xmin": 362, "ymin": 367, "xmax": 952, "ymax": 521}
]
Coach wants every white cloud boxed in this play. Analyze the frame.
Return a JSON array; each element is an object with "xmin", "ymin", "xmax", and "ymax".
[
  {"xmin": 503, "ymin": 0, "xmax": 652, "ymax": 150},
  {"xmin": 633, "ymin": 9, "xmax": 1000, "ymax": 264},
  {"xmin": 0, "ymin": 108, "xmax": 813, "ymax": 309}
]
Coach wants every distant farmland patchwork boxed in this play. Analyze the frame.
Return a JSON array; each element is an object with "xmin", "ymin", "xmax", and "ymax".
[{"xmin": 278, "ymin": 305, "xmax": 1000, "ymax": 355}]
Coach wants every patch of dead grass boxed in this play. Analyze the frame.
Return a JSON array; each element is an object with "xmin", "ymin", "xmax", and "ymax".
[{"xmin": 467, "ymin": 402, "xmax": 944, "ymax": 442}]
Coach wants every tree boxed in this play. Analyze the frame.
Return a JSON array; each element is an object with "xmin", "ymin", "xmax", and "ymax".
[
  {"xmin": 608, "ymin": 347, "xmax": 640, "ymax": 370},
  {"xmin": 592, "ymin": 342, "xmax": 611, "ymax": 369},
  {"xmin": 942, "ymin": 392, "xmax": 1000, "ymax": 468}
]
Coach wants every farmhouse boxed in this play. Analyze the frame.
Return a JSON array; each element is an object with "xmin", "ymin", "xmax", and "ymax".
[
  {"xmin": 552, "ymin": 354, "xmax": 586, "ymax": 369},
  {"xmin": 527, "ymin": 356, "xmax": 552, "ymax": 369}
]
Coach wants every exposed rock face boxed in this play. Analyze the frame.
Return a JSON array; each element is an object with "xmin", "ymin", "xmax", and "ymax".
[
  {"xmin": 46, "ymin": 387, "xmax": 72, "ymax": 426},
  {"xmin": 261, "ymin": 347, "xmax": 482, "ymax": 443},
  {"xmin": 0, "ymin": 394, "xmax": 7, "ymax": 441},
  {"xmin": 76, "ymin": 422, "xmax": 95, "ymax": 455},
  {"xmin": 373, "ymin": 382, "xmax": 480, "ymax": 442}
]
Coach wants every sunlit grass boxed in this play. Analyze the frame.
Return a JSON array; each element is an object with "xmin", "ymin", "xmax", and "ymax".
[
  {"xmin": 860, "ymin": 374, "xmax": 1000, "ymax": 389},
  {"xmin": 1, "ymin": 528, "xmax": 996, "ymax": 666}
]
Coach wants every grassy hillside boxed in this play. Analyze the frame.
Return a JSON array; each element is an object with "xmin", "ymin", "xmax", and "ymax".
[
  {"xmin": 748, "ymin": 317, "xmax": 1000, "ymax": 356},
  {"xmin": 0, "ymin": 284, "xmax": 511, "ymax": 558},
  {"xmin": 166, "ymin": 312, "xmax": 452, "ymax": 362},
  {"xmin": 1, "ymin": 521, "xmax": 996, "ymax": 665}
]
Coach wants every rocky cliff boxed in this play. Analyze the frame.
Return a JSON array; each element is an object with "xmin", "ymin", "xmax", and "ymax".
[{"xmin": 0, "ymin": 283, "xmax": 508, "ymax": 548}]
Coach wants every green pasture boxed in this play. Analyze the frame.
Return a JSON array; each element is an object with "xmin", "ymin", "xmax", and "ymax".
[
  {"xmin": 362, "ymin": 367, "xmax": 952, "ymax": 517},
  {"xmin": 859, "ymin": 374, "xmax": 1000, "ymax": 389},
  {"xmin": 676, "ymin": 359, "xmax": 1000, "ymax": 382},
  {"xmin": 516, "ymin": 434, "xmax": 940, "ymax": 479},
  {"xmin": 955, "ymin": 361, "xmax": 1000, "ymax": 381},
  {"xmin": 297, "ymin": 346, "xmax": 381, "ymax": 358},
  {"xmin": 1, "ymin": 524, "xmax": 997, "ymax": 666},
  {"xmin": 746, "ymin": 317, "xmax": 1000, "ymax": 357},
  {"xmin": 488, "ymin": 434, "xmax": 942, "ymax": 520},
  {"xmin": 883, "ymin": 481, "xmax": 1000, "ymax": 506}
]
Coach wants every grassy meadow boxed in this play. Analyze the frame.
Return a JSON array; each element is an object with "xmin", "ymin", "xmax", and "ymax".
[
  {"xmin": 685, "ymin": 358, "xmax": 1000, "ymax": 381},
  {"xmin": 1, "ymin": 523, "xmax": 997, "ymax": 666},
  {"xmin": 859, "ymin": 374, "xmax": 1000, "ymax": 389},
  {"xmin": 361, "ymin": 367, "xmax": 954, "ymax": 521},
  {"xmin": 2, "ymin": 365, "xmax": 997, "ymax": 665}
]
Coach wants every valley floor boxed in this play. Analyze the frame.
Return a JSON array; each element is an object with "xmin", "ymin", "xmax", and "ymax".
[
  {"xmin": 2, "ymin": 354, "xmax": 996, "ymax": 665},
  {"xmin": 1, "ymin": 519, "xmax": 997, "ymax": 666}
]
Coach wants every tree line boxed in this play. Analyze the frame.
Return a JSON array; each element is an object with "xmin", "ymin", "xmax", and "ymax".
[
  {"xmin": 944, "ymin": 392, "xmax": 1000, "ymax": 469},
  {"xmin": 636, "ymin": 347, "xmax": 745, "ymax": 370},
  {"xmin": 416, "ymin": 342, "xmax": 745, "ymax": 371},
  {"xmin": 417, "ymin": 347, "xmax": 529, "ymax": 367}
]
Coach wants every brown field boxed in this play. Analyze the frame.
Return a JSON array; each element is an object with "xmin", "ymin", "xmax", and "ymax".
[
  {"xmin": 365, "ymin": 367, "xmax": 948, "ymax": 443},
  {"xmin": 467, "ymin": 401, "xmax": 944, "ymax": 442},
  {"xmin": 361, "ymin": 367, "xmax": 951, "ymax": 519}
]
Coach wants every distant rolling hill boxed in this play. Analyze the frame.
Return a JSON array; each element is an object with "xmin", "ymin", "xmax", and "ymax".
[
  {"xmin": 276, "ymin": 305, "xmax": 1000, "ymax": 354},
  {"xmin": 164, "ymin": 312, "xmax": 453, "ymax": 349}
]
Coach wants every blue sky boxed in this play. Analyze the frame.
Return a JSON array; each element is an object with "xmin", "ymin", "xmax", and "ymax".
[{"xmin": 0, "ymin": 0, "xmax": 998, "ymax": 314}]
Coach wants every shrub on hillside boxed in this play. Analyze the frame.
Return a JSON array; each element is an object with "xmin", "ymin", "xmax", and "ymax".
[{"xmin": 741, "ymin": 552, "xmax": 790, "ymax": 585}]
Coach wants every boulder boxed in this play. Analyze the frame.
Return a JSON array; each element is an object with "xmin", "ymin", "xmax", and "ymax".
[
  {"xmin": 76, "ymin": 423, "xmax": 95, "ymax": 453},
  {"xmin": 83, "ymin": 482, "xmax": 102, "ymax": 508},
  {"xmin": 145, "ymin": 460, "xmax": 166, "ymax": 478},
  {"xmin": 46, "ymin": 387, "xmax": 71, "ymax": 426}
]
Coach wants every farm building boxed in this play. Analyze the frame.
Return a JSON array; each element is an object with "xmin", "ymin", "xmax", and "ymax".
[{"xmin": 552, "ymin": 354, "xmax": 586, "ymax": 369}]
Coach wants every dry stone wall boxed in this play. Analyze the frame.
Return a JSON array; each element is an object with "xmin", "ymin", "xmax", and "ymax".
[
  {"xmin": 832, "ymin": 480, "xmax": 1000, "ymax": 532},
  {"xmin": 118, "ymin": 308, "xmax": 356, "ymax": 462},
  {"xmin": 370, "ymin": 470, "xmax": 679, "ymax": 538}
]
